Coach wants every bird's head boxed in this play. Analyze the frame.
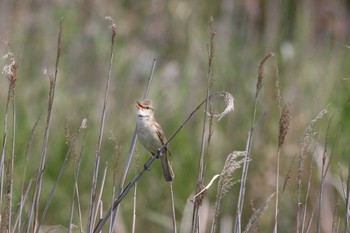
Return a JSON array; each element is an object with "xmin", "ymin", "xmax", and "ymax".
[{"xmin": 136, "ymin": 99, "xmax": 154, "ymax": 118}]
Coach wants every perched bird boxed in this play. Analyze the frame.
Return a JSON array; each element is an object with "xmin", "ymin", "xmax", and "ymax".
[{"xmin": 135, "ymin": 99, "xmax": 174, "ymax": 182}]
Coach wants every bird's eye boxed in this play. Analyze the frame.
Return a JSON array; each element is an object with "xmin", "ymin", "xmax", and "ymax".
[{"xmin": 145, "ymin": 107, "xmax": 150, "ymax": 109}]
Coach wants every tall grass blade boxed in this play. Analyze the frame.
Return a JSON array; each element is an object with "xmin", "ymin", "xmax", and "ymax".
[
  {"xmin": 345, "ymin": 158, "xmax": 350, "ymax": 233},
  {"xmin": 192, "ymin": 16, "xmax": 216, "ymax": 233},
  {"xmin": 87, "ymin": 17, "xmax": 116, "ymax": 233},
  {"xmin": 35, "ymin": 122, "xmax": 82, "ymax": 232},
  {"xmin": 0, "ymin": 44, "xmax": 18, "ymax": 232},
  {"xmin": 234, "ymin": 52, "xmax": 274, "ymax": 233},
  {"xmin": 30, "ymin": 18, "xmax": 63, "ymax": 232},
  {"xmin": 111, "ymin": 57, "xmax": 156, "ymax": 229}
]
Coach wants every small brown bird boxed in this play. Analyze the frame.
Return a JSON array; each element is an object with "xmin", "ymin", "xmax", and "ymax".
[{"xmin": 135, "ymin": 99, "xmax": 174, "ymax": 182}]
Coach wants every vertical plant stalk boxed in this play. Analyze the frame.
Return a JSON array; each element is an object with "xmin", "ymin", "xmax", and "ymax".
[
  {"xmin": 14, "ymin": 116, "xmax": 41, "ymax": 233},
  {"xmin": 0, "ymin": 44, "xmax": 18, "ymax": 233},
  {"xmin": 0, "ymin": 92, "xmax": 8, "ymax": 231},
  {"xmin": 331, "ymin": 201, "xmax": 339, "ymax": 233},
  {"xmin": 234, "ymin": 52, "xmax": 274, "ymax": 233},
  {"xmin": 130, "ymin": 154, "xmax": 139, "ymax": 233},
  {"xmin": 274, "ymin": 104, "xmax": 291, "ymax": 233},
  {"xmin": 316, "ymin": 119, "xmax": 341, "ymax": 233},
  {"xmin": 30, "ymin": 18, "xmax": 63, "ymax": 232},
  {"xmin": 131, "ymin": 182, "xmax": 137, "ymax": 233},
  {"xmin": 108, "ymin": 145, "xmax": 121, "ymax": 233},
  {"xmin": 68, "ymin": 119, "xmax": 88, "ymax": 233},
  {"xmin": 345, "ymin": 158, "xmax": 350, "ymax": 233},
  {"xmin": 35, "ymin": 119, "xmax": 86, "ymax": 233},
  {"xmin": 273, "ymin": 64, "xmax": 282, "ymax": 233},
  {"xmin": 296, "ymin": 106, "xmax": 328, "ymax": 233},
  {"xmin": 15, "ymin": 179, "xmax": 33, "ymax": 233},
  {"xmin": 5, "ymin": 88, "xmax": 16, "ymax": 233},
  {"xmin": 10, "ymin": 94, "xmax": 16, "ymax": 232},
  {"xmin": 93, "ymin": 162, "xmax": 108, "ymax": 227},
  {"xmin": 170, "ymin": 183, "xmax": 177, "ymax": 233},
  {"xmin": 110, "ymin": 57, "xmax": 156, "ymax": 229},
  {"xmin": 315, "ymin": 116, "xmax": 331, "ymax": 233},
  {"xmin": 210, "ymin": 152, "xmax": 245, "ymax": 233},
  {"xmin": 94, "ymin": 153, "xmax": 160, "ymax": 233},
  {"xmin": 191, "ymin": 16, "xmax": 216, "ymax": 233},
  {"xmin": 300, "ymin": 146, "xmax": 317, "ymax": 233},
  {"xmin": 0, "ymin": 98, "xmax": 8, "ymax": 231},
  {"xmin": 243, "ymin": 193, "xmax": 276, "ymax": 233},
  {"xmin": 86, "ymin": 17, "xmax": 116, "ymax": 233}
]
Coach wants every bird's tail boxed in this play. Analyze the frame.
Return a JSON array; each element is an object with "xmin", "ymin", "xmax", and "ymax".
[{"xmin": 160, "ymin": 154, "xmax": 174, "ymax": 182}]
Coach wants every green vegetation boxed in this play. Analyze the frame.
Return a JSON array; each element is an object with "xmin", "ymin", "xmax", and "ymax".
[{"xmin": 0, "ymin": 1, "xmax": 349, "ymax": 233}]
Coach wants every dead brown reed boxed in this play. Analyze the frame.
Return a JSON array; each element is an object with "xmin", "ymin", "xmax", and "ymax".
[
  {"xmin": 87, "ymin": 16, "xmax": 117, "ymax": 233},
  {"xmin": 235, "ymin": 52, "xmax": 274, "ymax": 233},
  {"xmin": 211, "ymin": 151, "xmax": 245, "ymax": 233},
  {"xmin": 192, "ymin": 16, "xmax": 216, "ymax": 233},
  {"xmin": 0, "ymin": 42, "xmax": 18, "ymax": 233},
  {"xmin": 30, "ymin": 18, "xmax": 63, "ymax": 233}
]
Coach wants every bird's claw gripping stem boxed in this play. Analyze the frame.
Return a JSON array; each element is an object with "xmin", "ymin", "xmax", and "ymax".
[{"xmin": 156, "ymin": 148, "xmax": 161, "ymax": 158}]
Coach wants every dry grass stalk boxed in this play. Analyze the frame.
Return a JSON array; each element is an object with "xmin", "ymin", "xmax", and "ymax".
[
  {"xmin": 30, "ymin": 18, "xmax": 63, "ymax": 233},
  {"xmin": 192, "ymin": 16, "xmax": 216, "ymax": 233},
  {"xmin": 296, "ymin": 106, "xmax": 328, "ymax": 233},
  {"xmin": 65, "ymin": 118, "xmax": 79, "ymax": 161},
  {"xmin": 211, "ymin": 151, "xmax": 245, "ymax": 233},
  {"xmin": 282, "ymin": 154, "xmax": 297, "ymax": 194},
  {"xmin": 256, "ymin": 52, "xmax": 275, "ymax": 97},
  {"xmin": 345, "ymin": 159, "xmax": 350, "ymax": 232},
  {"xmin": 131, "ymin": 154, "xmax": 139, "ymax": 233},
  {"xmin": 170, "ymin": 183, "xmax": 177, "ymax": 233},
  {"xmin": 12, "ymin": 115, "xmax": 41, "ymax": 232},
  {"xmin": 331, "ymin": 201, "xmax": 339, "ymax": 233},
  {"xmin": 301, "ymin": 139, "xmax": 319, "ymax": 233},
  {"xmin": 38, "ymin": 117, "xmax": 85, "ymax": 230},
  {"xmin": 235, "ymin": 52, "xmax": 274, "ymax": 233},
  {"xmin": 278, "ymin": 104, "xmax": 292, "ymax": 148},
  {"xmin": 131, "ymin": 180, "xmax": 137, "ymax": 233},
  {"xmin": 0, "ymin": 42, "xmax": 18, "ymax": 233},
  {"xmin": 93, "ymin": 162, "xmax": 108, "ymax": 227},
  {"xmin": 274, "ymin": 61, "xmax": 282, "ymax": 114},
  {"xmin": 109, "ymin": 145, "xmax": 121, "ymax": 233},
  {"xmin": 67, "ymin": 118, "xmax": 88, "ymax": 233},
  {"xmin": 69, "ymin": 118, "xmax": 89, "ymax": 233},
  {"xmin": 112, "ymin": 57, "xmax": 157, "ymax": 227},
  {"xmin": 15, "ymin": 178, "xmax": 33, "ymax": 232},
  {"xmin": 87, "ymin": 17, "xmax": 116, "ymax": 233},
  {"xmin": 274, "ymin": 103, "xmax": 291, "ymax": 233},
  {"xmin": 243, "ymin": 193, "xmax": 276, "ymax": 233},
  {"xmin": 338, "ymin": 162, "xmax": 346, "ymax": 199},
  {"xmin": 316, "ymin": 117, "xmax": 341, "ymax": 233}
]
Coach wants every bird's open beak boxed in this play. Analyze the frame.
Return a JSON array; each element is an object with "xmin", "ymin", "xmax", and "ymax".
[{"xmin": 136, "ymin": 101, "xmax": 144, "ymax": 109}]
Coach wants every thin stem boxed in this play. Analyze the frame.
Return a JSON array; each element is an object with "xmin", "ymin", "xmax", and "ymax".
[
  {"xmin": 274, "ymin": 147, "xmax": 281, "ymax": 233},
  {"xmin": 344, "ymin": 158, "xmax": 350, "ymax": 233},
  {"xmin": 192, "ymin": 17, "xmax": 216, "ymax": 233},
  {"xmin": 36, "ymin": 123, "xmax": 80, "ymax": 232},
  {"xmin": 131, "ymin": 182, "xmax": 137, "ymax": 233},
  {"xmin": 87, "ymin": 18, "xmax": 116, "ymax": 233},
  {"xmin": 32, "ymin": 18, "xmax": 62, "ymax": 232},
  {"xmin": 170, "ymin": 183, "xmax": 177, "ymax": 233},
  {"xmin": 111, "ymin": 57, "xmax": 156, "ymax": 227},
  {"xmin": 234, "ymin": 52, "xmax": 274, "ymax": 233}
]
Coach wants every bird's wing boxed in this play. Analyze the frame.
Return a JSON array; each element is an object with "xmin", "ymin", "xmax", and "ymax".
[{"xmin": 155, "ymin": 122, "xmax": 168, "ymax": 154}]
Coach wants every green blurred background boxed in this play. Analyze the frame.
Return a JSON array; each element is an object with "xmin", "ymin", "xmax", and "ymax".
[{"xmin": 0, "ymin": 0, "xmax": 349, "ymax": 232}]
